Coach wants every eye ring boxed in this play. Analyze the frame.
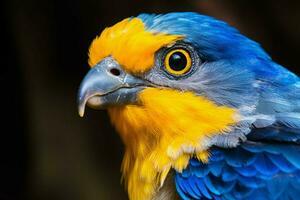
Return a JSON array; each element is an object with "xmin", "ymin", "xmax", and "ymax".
[{"xmin": 164, "ymin": 48, "xmax": 192, "ymax": 75}]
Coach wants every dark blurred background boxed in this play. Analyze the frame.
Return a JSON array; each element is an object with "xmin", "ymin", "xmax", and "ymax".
[{"xmin": 1, "ymin": 0, "xmax": 300, "ymax": 199}]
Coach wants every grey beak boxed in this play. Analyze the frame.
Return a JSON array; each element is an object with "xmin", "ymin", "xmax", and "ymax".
[{"xmin": 77, "ymin": 57, "xmax": 149, "ymax": 117}]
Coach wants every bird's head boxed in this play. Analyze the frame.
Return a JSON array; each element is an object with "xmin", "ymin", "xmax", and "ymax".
[{"xmin": 78, "ymin": 12, "xmax": 272, "ymax": 200}]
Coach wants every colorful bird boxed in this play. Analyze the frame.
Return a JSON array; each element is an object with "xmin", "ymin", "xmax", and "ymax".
[{"xmin": 78, "ymin": 12, "xmax": 300, "ymax": 200}]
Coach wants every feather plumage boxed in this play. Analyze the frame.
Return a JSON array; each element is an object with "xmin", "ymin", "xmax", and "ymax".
[
  {"xmin": 80, "ymin": 12, "xmax": 300, "ymax": 200},
  {"xmin": 175, "ymin": 142, "xmax": 300, "ymax": 200}
]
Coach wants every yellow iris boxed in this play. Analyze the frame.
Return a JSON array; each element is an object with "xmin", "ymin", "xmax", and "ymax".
[{"xmin": 164, "ymin": 48, "xmax": 192, "ymax": 75}]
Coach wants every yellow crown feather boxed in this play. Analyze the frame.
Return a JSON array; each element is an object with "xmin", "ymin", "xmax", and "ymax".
[{"xmin": 88, "ymin": 18, "xmax": 183, "ymax": 74}]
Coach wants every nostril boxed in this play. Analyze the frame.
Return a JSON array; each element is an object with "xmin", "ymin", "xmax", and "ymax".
[{"xmin": 109, "ymin": 68, "xmax": 121, "ymax": 76}]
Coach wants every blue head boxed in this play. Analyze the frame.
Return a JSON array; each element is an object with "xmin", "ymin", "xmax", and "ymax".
[
  {"xmin": 137, "ymin": 12, "xmax": 299, "ymax": 108},
  {"xmin": 139, "ymin": 12, "xmax": 270, "ymax": 61}
]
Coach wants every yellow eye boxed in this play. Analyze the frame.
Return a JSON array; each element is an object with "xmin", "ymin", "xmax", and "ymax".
[{"xmin": 164, "ymin": 49, "xmax": 192, "ymax": 75}]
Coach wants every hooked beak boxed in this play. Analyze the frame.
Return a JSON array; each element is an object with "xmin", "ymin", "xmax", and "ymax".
[{"xmin": 77, "ymin": 57, "xmax": 149, "ymax": 117}]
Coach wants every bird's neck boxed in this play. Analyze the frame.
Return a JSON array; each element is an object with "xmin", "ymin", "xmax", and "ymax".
[{"xmin": 108, "ymin": 88, "xmax": 237, "ymax": 200}]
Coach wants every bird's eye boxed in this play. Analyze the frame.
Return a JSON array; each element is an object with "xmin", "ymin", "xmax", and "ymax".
[{"xmin": 164, "ymin": 49, "xmax": 192, "ymax": 75}]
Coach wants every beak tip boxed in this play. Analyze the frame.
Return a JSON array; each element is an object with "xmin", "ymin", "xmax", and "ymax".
[
  {"xmin": 79, "ymin": 111, "xmax": 84, "ymax": 117},
  {"xmin": 78, "ymin": 100, "xmax": 86, "ymax": 117},
  {"xmin": 78, "ymin": 108, "xmax": 85, "ymax": 117}
]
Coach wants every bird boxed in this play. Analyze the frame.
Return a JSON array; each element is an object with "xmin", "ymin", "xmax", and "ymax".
[{"xmin": 77, "ymin": 12, "xmax": 300, "ymax": 200}]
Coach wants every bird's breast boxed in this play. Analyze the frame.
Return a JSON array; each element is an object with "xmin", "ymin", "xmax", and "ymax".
[{"xmin": 108, "ymin": 88, "xmax": 239, "ymax": 200}]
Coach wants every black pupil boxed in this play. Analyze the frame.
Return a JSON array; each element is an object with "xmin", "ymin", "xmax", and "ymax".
[{"xmin": 168, "ymin": 51, "xmax": 188, "ymax": 71}]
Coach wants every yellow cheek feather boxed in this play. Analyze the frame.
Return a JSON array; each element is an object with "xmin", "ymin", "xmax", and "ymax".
[
  {"xmin": 88, "ymin": 18, "xmax": 183, "ymax": 74},
  {"xmin": 108, "ymin": 88, "xmax": 238, "ymax": 200}
]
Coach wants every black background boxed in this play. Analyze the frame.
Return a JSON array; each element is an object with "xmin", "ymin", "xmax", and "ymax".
[{"xmin": 1, "ymin": 0, "xmax": 300, "ymax": 199}]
